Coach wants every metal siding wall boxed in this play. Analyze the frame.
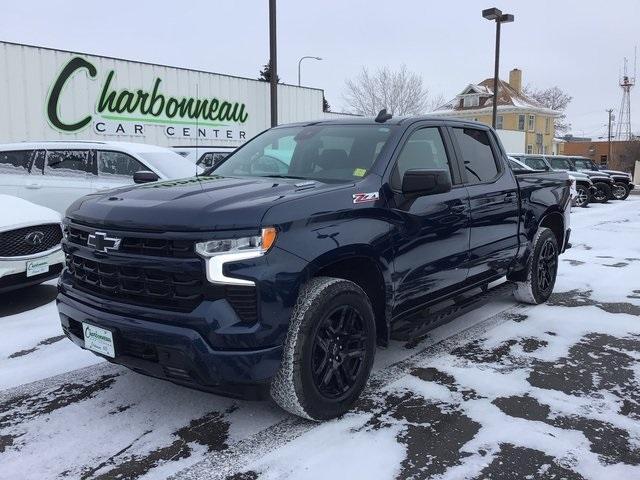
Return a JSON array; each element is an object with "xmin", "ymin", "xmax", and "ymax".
[{"xmin": 0, "ymin": 42, "xmax": 352, "ymax": 147}]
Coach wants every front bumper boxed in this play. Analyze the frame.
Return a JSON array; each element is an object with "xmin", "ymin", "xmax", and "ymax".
[
  {"xmin": 57, "ymin": 291, "xmax": 283, "ymax": 399},
  {"xmin": 0, "ymin": 247, "xmax": 64, "ymax": 293}
]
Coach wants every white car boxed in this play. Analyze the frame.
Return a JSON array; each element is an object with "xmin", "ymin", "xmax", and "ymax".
[
  {"xmin": 0, "ymin": 141, "xmax": 201, "ymax": 214},
  {"xmin": 172, "ymin": 146, "xmax": 235, "ymax": 169},
  {"xmin": 0, "ymin": 194, "xmax": 64, "ymax": 293}
]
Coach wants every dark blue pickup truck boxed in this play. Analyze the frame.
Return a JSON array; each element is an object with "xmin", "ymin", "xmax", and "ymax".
[{"xmin": 58, "ymin": 115, "xmax": 571, "ymax": 420}]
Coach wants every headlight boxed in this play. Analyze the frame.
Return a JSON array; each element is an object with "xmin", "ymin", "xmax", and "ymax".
[{"xmin": 195, "ymin": 227, "xmax": 277, "ymax": 285}]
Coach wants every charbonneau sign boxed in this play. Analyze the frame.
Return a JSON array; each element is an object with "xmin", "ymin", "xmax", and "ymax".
[{"xmin": 46, "ymin": 56, "xmax": 249, "ymax": 140}]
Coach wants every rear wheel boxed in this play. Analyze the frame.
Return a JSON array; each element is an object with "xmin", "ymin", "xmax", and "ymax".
[
  {"xmin": 574, "ymin": 185, "xmax": 590, "ymax": 208},
  {"xmin": 612, "ymin": 182, "xmax": 630, "ymax": 200},
  {"xmin": 513, "ymin": 227, "xmax": 559, "ymax": 305},
  {"xmin": 592, "ymin": 182, "xmax": 611, "ymax": 203},
  {"xmin": 270, "ymin": 277, "xmax": 376, "ymax": 421}
]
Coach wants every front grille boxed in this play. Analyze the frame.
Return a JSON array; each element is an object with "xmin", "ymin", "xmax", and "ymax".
[
  {"xmin": 0, "ymin": 224, "xmax": 62, "ymax": 257},
  {"xmin": 225, "ymin": 285, "xmax": 258, "ymax": 323},
  {"xmin": 67, "ymin": 254, "xmax": 202, "ymax": 311},
  {"xmin": 67, "ymin": 226, "xmax": 194, "ymax": 258}
]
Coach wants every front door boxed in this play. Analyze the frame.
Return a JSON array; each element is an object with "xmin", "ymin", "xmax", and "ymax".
[
  {"xmin": 450, "ymin": 126, "xmax": 519, "ymax": 282},
  {"xmin": 389, "ymin": 125, "xmax": 470, "ymax": 316}
]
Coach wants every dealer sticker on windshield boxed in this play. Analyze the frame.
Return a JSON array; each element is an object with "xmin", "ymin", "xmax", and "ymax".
[
  {"xmin": 83, "ymin": 323, "xmax": 115, "ymax": 358},
  {"xmin": 353, "ymin": 192, "xmax": 379, "ymax": 204}
]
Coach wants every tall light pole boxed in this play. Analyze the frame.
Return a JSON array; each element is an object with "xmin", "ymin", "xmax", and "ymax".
[
  {"xmin": 298, "ymin": 56, "xmax": 322, "ymax": 86},
  {"xmin": 269, "ymin": 0, "xmax": 278, "ymax": 127},
  {"xmin": 482, "ymin": 7, "xmax": 514, "ymax": 129}
]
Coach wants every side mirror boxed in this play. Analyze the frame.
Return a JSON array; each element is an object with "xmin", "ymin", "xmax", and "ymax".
[
  {"xmin": 133, "ymin": 170, "xmax": 160, "ymax": 184},
  {"xmin": 401, "ymin": 169, "xmax": 452, "ymax": 196}
]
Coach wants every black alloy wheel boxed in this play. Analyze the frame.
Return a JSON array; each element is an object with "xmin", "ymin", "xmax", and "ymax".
[
  {"xmin": 536, "ymin": 238, "xmax": 558, "ymax": 296},
  {"xmin": 592, "ymin": 182, "xmax": 610, "ymax": 203},
  {"xmin": 311, "ymin": 305, "xmax": 367, "ymax": 400}
]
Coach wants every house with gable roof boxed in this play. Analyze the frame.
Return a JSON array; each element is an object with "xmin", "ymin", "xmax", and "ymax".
[{"xmin": 432, "ymin": 68, "xmax": 560, "ymax": 154}]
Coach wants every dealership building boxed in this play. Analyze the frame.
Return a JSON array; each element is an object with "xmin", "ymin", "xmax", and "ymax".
[{"xmin": 0, "ymin": 41, "xmax": 348, "ymax": 148}]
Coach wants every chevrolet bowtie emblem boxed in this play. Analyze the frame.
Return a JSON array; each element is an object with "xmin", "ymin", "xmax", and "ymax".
[{"xmin": 87, "ymin": 232, "xmax": 121, "ymax": 253}]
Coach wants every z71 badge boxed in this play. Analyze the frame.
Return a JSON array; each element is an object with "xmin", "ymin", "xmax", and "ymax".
[{"xmin": 352, "ymin": 192, "xmax": 379, "ymax": 204}]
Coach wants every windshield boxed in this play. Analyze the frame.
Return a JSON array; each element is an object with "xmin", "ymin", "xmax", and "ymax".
[
  {"xmin": 210, "ymin": 125, "xmax": 396, "ymax": 182},
  {"xmin": 523, "ymin": 157, "xmax": 548, "ymax": 170},
  {"xmin": 139, "ymin": 151, "xmax": 201, "ymax": 178},
  {"xmin": 547, "ymin": 157, "xmax": 574, "ymax": 171}
]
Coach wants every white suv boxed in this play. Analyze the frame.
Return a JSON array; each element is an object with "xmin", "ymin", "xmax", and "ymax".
[
  {"xmin": 0, "ymin": 194, "xmax": 64, "ymax": 293},
  {"xmin": 0, "ymin": 141, "xmax": 200, "ymax": 214}
]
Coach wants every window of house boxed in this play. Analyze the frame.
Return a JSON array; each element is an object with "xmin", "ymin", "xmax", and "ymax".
[
  {"xmin": 526, "ymin": 145, "xmax": 533, "ymax": 154},
  {"xmin": 600, "ymin": 155, "xmax": 608, "ymax": 165},
  {"xmin": 452, "ymin": 128, "xmax": 499, "ymax": 184},
  {"xmin": 528, "ymin": 115, "xmax": 535, "ymax": 131},
  {"xmin": 392, "ymin": 128, "xmax": 452, "ymax": 189},
  {"xmin": 518, "ymin": 114, "xmax": 525, "ymax": 131},
  {"xmin": 496, "ymin": 115, "xmax": 504, "ymax": 130},
  {"xmin": 544, "ymin": 117, "xmax": 550, "ymax": 134},
  {"xmin": 463, "ymin": 95, "xmax": 479, "ymax": 107},
  {"xmin": 97, "ymin": 151, "xmax": 147, "ymax": 178}
]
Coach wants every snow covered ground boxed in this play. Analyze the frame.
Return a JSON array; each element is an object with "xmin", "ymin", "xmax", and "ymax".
[{"xmin": 1, "ymin": 197, "xmax": 639, "ymax": 480}]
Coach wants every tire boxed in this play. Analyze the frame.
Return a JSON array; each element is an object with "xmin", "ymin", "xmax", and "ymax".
[
  {"xmin": 513, "ymin": 227, "xmax": 559, "ymax": 305},
  {"xmin": 592, "ymin": 182, "xmax": 611, "ymax": 203},
  {"xmin": 612, "ymin": 182, "xmax": 630, "ymax": 200},
  {"xmin": 574, "ymin": 185, "xmax": 590, "ymax": 208},
  {"xmin": 270, "ymin": 277, "xmax": 376, "ymax": 421}
]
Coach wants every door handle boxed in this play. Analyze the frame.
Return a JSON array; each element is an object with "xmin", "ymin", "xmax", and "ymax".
[
  {"xmin": 451, "ymin": 205, "xmax": 467, "ymax": 213},
  {"xmin": 26, "ymin": 183, "xmax": 42, "ymax": 189},
  {"xmin": 503, "ymin": 193, "xmax": 516, "ymax": 203}
]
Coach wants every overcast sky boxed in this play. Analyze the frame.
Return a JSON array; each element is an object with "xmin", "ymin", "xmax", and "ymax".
[{"xmin": 3, "ymin": 0, "xmax": 639, "ymax": 138}]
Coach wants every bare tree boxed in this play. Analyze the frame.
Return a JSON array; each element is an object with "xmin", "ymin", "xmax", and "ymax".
[
  {"xmin": 524, "ymin": 85, "xmax": 572, "ymax": 134},
  {"xmin": 343, "ymin": 65, "xmax": 432, "ymax": 116}
]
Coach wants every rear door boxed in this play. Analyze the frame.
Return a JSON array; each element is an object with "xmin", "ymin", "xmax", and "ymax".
[
  {"xmin": 26, "ymin": 149, "xmax": 95, "ymax": 213},
  {"xmin": 450, "ymin": 126, "xmax": 519, "ymax": 283},
  {"xmin": 94, "ymin": 150, "xmax": 148, "ymax": 192},
  {"xmin": 389, "ymin": 124, "xmax": 470, "ymax": 315}
]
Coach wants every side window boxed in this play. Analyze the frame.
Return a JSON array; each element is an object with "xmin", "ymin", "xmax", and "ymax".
[
  {"xmin": 392, "ymin": 128, "xmax": 451, "ymax": 190},
  {"xmin": 97, "ymin": 151, "xmax": 146, "ymax": 178},
  {"xmin": 46, "ymin": 150, "xmax": 94, "ymax": 177},
  {"xmin": 0, "ymin": 150, "xmax": 31, "ymax": 174},
  {"xmin": 452, "ymin": 128, "xmax": 499, "ymax": 185}
]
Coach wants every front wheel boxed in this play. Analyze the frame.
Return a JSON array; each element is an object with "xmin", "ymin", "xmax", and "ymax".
[
  {"xmin": 574, "ymin": 185, "xmax": 590, "ymax": 208},
  {"xmin": 270, "ymin": 277, "xmax": 376, "ymax": 421},
  {"xmin": 592, "ymin": 182, "xmax": 611, "ymax": 203},
  {"xmin": 513, "ymin": 227, "xmax": 559, "ymax": 305},
  {"xmin": 612, "ymin": 182, "xmax": 630, "ymax": 200}
]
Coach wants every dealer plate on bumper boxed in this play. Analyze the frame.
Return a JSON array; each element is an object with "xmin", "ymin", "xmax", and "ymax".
[
  {"xmin": 26, "ymin": 259, "xmax": 49, "ymax": 277},
  {"xmin": 82, "ymin": 323, "xmax": 115, "ymax": 358}
]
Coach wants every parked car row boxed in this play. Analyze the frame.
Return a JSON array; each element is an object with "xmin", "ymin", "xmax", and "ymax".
[{"xmin": 509, "ymin": 154, "xmax": 635, "ymax": 208}]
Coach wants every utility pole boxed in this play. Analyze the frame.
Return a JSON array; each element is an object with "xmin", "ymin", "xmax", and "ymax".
[
  {"xmin": 269, "ymin": 0, "xmax": 278, "ymax": 127},
  {"xmin": 607, "ymin": 109, "xmax": 614, "ymax": 166}
]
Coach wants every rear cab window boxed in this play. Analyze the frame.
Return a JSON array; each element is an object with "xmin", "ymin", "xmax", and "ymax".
[{"xmin": 451, "ymin": 127, "xmax": 500, "ymax": 184}]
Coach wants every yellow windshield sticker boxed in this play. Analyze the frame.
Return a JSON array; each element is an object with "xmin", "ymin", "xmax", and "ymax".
[{"xmin": 353, "ymin": 168, "xmax": 366, "ymax": 177}]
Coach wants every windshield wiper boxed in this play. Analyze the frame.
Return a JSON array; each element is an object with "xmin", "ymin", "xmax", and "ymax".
[{"xmin": 259, "ymin": 174, "xmax": 309, "ymax": 180}]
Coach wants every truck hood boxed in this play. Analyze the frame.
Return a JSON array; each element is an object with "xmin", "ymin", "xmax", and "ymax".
[
  {"xmin": 599, "ymin": 169, "xmax": 631, "ymax": 179},
  {"xmin": 66, "ymin": 175, "xmax": 346, "ymax": 232},
  {"xmin": 579, "ymin": 171, "xmax": 612, "ymax": 181}
]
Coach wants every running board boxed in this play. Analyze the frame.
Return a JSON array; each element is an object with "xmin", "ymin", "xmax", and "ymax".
[{"xmin": 390, "ymin": 281, "xmax": 516, "ymax": 341}]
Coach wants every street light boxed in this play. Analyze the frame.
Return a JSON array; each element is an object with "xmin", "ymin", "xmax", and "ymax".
[
  {"xmin": 298, "ymin": 56, "xmax": 322, "ymax": 86},
  {"xmin": 482, "ymin": 7, "xmax": 514, "ymax": 129}
]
